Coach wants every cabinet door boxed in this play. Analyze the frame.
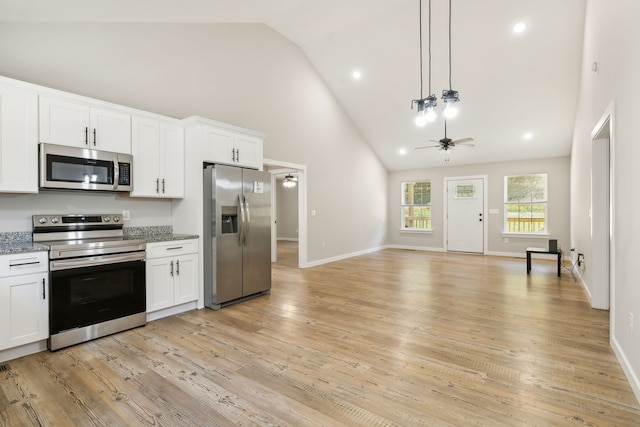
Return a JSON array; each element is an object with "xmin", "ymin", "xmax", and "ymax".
[
  {"xmin": 39, "ymin": 96, "xmax": 90, "ymax": 147},
  {"xmin": 234, "ymin": 134, "xmax": 262, "ymax": 169},
  {"xmin": 203, "ymin": 127, "xmax": 234, "ymax": 164},
  {"xmin": 90, "ymin": 108, "xmax": 131, "ymax": 154},
  {"xmin": 174, "ymin": 253, "xmax": 198, "ymax": 305},
  {"xmin": 0, "ymin": 87, "xmax": 38, "ymax": 193},
  {"xmin": 159, "ymin": 122, "xmax": 184, "ymax": 198},
  {"xmin": 131, "ymin": 116, "xmax": 160, "ymax": 197},
  {"xmin": 0, "ymin": 273, "xmax": 48, "ymax": 350},
  {"xmin": 146, "ymin": 257, "xmax": 175, "ymax": 312}
]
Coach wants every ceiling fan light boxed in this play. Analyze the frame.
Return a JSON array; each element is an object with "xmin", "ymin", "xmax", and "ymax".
[{"xmin": 282, "ymin": 174, "xmax": 297, "ymax": 188}]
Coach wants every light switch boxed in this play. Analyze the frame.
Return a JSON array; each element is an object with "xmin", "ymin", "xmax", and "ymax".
[{"xmin": 489, "ymin": 209, "xmax": 499, "ymax": 215}]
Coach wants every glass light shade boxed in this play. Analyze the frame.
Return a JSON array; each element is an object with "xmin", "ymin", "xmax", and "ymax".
[
  {"xmin": 415, "ymin": 112, "xmax": 428, "ymax": 127},
  {"xmin": 443, "ymin": 102, "xmax": 458, "ymax": 119},
  {"xmin": 425, "ymin": 106, "xmax": 437, "ymax": 122}
]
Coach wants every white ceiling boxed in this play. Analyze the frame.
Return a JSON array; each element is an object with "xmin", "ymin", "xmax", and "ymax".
[{"xmin": 0, "ymin": 0, "xmax": 587, "ymax": 171}]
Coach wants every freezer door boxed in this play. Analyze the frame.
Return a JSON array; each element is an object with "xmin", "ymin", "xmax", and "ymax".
[
  {"xmin": 214, "ymin": 165, "xmax": 244, "ymax": 304},
  {"xmin": 242, "ymin": 169, "xmax": 272, "ymax": 296}
]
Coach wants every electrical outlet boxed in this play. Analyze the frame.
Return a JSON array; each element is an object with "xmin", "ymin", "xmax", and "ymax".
[
  {"xmin": 122, "ymin": 210, "xmax": 130, "ymax": 220},
  {"xmin": 630, "ymin": 312, "xmax": 634, "ymax": 333}
]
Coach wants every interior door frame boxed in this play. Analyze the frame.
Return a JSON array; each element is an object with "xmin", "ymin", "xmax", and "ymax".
[
  {"xmin": 590, "ymin": 103, "xmax": 615, "ymax": 312},
  {"xmin": 263, "ymin": 158, "xmax": 308, "ymax": 268},
  {"xmin": 443, "ymin": 175, "xmax": 488, "ymax": 253}
]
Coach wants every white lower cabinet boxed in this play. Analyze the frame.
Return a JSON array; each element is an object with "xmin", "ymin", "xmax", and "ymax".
[
  {"xmin": 146, "ymin": 240, "xmax": 198, "ymax": 313},
  {"xmin": 0, "ymin": 252, "xmax": 49, "ymax": 351}
]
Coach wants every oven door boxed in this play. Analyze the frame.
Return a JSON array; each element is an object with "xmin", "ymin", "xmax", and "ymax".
[{"xmin": 49, "ymin": 253, "xmax": 145, "ymax": 335}]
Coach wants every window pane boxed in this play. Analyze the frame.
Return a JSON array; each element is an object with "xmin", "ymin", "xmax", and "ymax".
[
  {"xmin": 505, "ymin": 203, "xmax": 546, "ymax": 232},
  {"xmin": 402, "ymin": 181, "xmax": 431, "ymax": 205},
  {"xmin": 403, "ymin": 206, "xmax": 431, "ymax": 230},
  {"xmin": 505, "ymin": 174, "xmax": 547, "ymax": 203},
  {"xmin": 454, "ymin": 184, "xmax": 476, "ymax": 199}
]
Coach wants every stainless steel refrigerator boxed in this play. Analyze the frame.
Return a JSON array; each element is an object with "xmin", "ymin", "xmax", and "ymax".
[{"xmin": 203, "ymin": 164, "xmax": 272, "ymax": 309}]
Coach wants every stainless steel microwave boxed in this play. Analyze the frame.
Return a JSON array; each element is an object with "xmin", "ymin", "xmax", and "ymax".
[{"xmin": 39, "ymin": 143, "xmax": 133, "ymax": 192}]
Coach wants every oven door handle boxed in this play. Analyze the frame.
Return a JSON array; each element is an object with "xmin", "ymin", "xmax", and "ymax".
[{"xmin": 50, "ymin": 252, "xmax": 145, "ymax": 271}]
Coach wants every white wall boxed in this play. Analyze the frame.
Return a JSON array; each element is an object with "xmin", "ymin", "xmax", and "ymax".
[
  {"xmin": 388, "ymin": 156, "xmax": 571, "ymax": 255},
  {"xmin": 571, "ymin": 0, "xmax": 640, "ymax": 399},
  {"xmin": 0, "ymin": 192, "xmax": 171, "ymax": 231},
  {"xmin": 0, "ymin": 23, "xmax": 388, "ymax": 262},
  {"xmin": 276, "ymin": 179, "xmax": 299, "ymax": 240}
]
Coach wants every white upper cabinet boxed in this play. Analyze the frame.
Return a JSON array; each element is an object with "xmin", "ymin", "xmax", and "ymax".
[
  {"xmin": 194, "ymin": 119, "xmax": 264, "ymax": 169},
  {"xmin": 131, "ymin": 115, "xmax": 184, "ymax": 198},
  {"xmin": 39, "ymin": 96, "xmax": 131, "ymax": 154},
  {"xmin": 0, "ymin": 84, "xmax": 38, "ymax": 193}
]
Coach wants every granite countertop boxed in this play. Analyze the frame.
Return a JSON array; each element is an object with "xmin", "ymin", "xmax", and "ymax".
[
  {"xmin": 123, "ymin": 226, "xmax": 198, "ymax": 243},
  {"xmin": 0, "ymin": 228, "xmax": 198, "ymax": 255},
  {"xmin": 0, "ymin": 241, "xmax": 50, "ymax": 255},
  {"xmin": 129, "ymin": 233, "xmax": 199, "ymax": 243},
  {"xmin": 0, "ymin": 232, "xmax": 49, "ymax": 255}
]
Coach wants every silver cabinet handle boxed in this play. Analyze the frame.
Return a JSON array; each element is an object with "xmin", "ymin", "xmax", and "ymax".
[
  {"xmin": 156, "ymin": 178, "xmax": 159, "ymax": 193},
  {"xmin": 170, "ymin": 260, "xmax": 174, "ymax": 277},
  {"xmin": 85, "ymin": 127, "xmax": 89, "ymax": 144},
  {"xmin": 162, "ymin": 178, "xmax": 165, "ymax": 194},
  {"xmin": 236, "ymin": 149, "xmax": 240, "ymax": 163},
  {"xmin": 42, "ymin": 278, "xmax": 46, "ymax": 300},
  {"xmin": 93, "ymin": 128, "xmax": 97, "ymax": 146},
  {"xmin": 176, "ymin": 259, "xmax": 180, "ymax": 276}
]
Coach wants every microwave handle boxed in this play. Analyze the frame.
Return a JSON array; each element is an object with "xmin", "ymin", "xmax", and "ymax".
[{"xmin": 113, "ymin": 159, "xmax": 120, "ymax": 190}]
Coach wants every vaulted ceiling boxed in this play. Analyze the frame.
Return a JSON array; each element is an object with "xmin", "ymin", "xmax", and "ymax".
[{"xmin": 0, "ymin": 0, "xmax": 587, "ymax": 171}]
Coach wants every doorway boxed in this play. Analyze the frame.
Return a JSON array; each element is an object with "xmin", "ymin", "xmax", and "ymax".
[
  {"xmin": 263, "ymin": 158, "xmax": 307, "ymax": 268},
  {"xmin": 591, "ymin": 107, "xmax": 614, "ymax": 311},
  {"xmin": 444, "ymin": 176, "xmax": 487, "ymax": 253}
]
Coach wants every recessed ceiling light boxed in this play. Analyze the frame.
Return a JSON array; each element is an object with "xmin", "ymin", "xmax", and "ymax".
[
  {"xmin": 523, "ymin": 132, "xmax": 533, "ymax": 140},
  {"xmin": 513, "ymin": 22, "xmax": 527, "ymax": 33},
  {"xmin": 398, "ymin": 148, "xmax": 407, "ymax": 156},
  {"xmin": 352, "ymin": 70, "xmax": 362, "ymax": 80}
]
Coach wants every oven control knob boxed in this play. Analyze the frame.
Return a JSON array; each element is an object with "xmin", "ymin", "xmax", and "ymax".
[
  {"xmin": 38, "ymin": 217, "xmax": 48, "ymax": 224},
  {"xmin": 103, "ymin": 216, "xmax": 111, "ymax": 222},
  {"xmin": 50, "ymin": 217, "xmax": 59, "ymax": 224},
  {"xmin": 113, "ymin": 216, "xmax": 120, "ymax": 223}
]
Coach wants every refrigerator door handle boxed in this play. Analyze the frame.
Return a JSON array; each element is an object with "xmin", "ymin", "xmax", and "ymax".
[
  {"xmin": 239, "ymin": 194, "xmax": 246, "ymax": 246},
  {"xmin": 244, "ymin": 197, "xmax": 250, "ymax": 245}
]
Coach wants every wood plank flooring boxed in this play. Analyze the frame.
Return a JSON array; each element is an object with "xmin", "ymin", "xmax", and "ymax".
[{"xmin": 1, "ymin": 242, "xmax": 639, "ymax": 426}]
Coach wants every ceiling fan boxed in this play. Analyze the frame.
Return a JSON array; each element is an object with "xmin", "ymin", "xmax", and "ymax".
[{"xmin": 415, "ymin": 120, "xmax": 474, "ymax": 161}]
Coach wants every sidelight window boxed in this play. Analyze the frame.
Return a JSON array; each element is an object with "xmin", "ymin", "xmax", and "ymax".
[
  {"xmin": 401, "ymin": 180, "xmax": 431, "ymax": 231},
  {"xmin": 504, "ymin": 174, "xmax": 547, "ymax": 233}
]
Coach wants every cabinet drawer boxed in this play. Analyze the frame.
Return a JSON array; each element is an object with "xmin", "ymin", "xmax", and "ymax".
[
  {"xmin": 0, "ymin": 251, "xmax": 49, "ymax": 277},
  {"xmin": 146, "ymin": 239, "xmax": 197, "ymax": 259}
]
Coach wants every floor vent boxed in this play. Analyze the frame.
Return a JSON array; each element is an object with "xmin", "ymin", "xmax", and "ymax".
[{"xmin": 0, "ymin": 364, "xmax": 9, "ymax": 372}]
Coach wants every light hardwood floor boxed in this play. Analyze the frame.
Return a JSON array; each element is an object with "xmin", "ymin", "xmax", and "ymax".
[{"xmin": 1, "ymin": 242, "xmax": 639, "ymax": 426}]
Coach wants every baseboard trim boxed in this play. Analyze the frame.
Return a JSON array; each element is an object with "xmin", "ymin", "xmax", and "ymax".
[
  {"xmin": 384, "ymin": 245, "xmax": 446, "ymax": 253},
  {"xmin": 304, "ymin": 246, "xmax": 386, "ymax": 268},
  {"xmin": 611, "ymin": 335, "xmax": 640, "ymax": 404},
  {"xmin": 277, "ymin": 238, "xmax": 299, "ymax": 242}
]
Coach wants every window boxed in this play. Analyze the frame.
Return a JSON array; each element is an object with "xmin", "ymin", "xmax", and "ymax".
[
  {"xmin": 504, "ymin": 174, "xmax": 547, "ymax": 233},
  {"xmin": 401, "ymin": 180, "xmax": 431, "ymax": 230}
]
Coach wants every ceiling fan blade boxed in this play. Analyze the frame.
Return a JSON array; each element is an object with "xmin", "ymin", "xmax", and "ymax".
[
  {"xmin": 452, "ymin": 137, "xmax": 474, "ymax": 144},
  {"xmin": 415, "ymin": 145, "xmax": 440, "ymax": 150}
]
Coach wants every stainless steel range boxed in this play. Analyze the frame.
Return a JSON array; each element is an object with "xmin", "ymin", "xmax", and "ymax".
[{"xmin": 33, "ymin": 214, "xmax": 146, "ymax": 351}]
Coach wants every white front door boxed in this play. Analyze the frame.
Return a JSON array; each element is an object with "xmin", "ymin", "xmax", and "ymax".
[{"xmin": 447, "ymin": 178, "xmax": 485, "ymax": 253}]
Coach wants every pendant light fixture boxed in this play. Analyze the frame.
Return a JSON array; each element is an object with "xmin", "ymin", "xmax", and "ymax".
[
  {"xmin": 411, "ymin": 0, "xmax": 437, "ymax": 127},
  {"xmin": 441, "ymin": 0, "xmax": 460, "ymax": 119}
]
